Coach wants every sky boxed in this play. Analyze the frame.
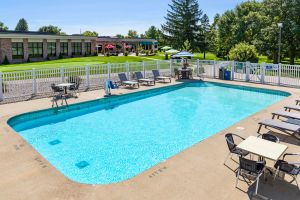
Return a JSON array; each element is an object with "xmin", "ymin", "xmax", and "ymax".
[{"xmin": 1, "ymin": 0, "xmax": 245, "ymax": 36}]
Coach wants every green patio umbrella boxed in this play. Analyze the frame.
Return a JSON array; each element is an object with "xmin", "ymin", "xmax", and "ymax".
[
  {"xmin": 166, "ymin": 49, "xmax": 180, "ymax": 54},
  {"xmin": 161, "ymin": 46, "xmax": 172, "ymax": 50}
]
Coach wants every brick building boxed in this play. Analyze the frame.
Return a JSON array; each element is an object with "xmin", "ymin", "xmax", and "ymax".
[{"xmin": 0, "ymin": 31, "xmax": 97, "ymax": 64}]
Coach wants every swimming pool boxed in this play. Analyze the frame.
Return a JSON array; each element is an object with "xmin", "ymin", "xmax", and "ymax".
[{"xmin": 8, "ymin": 82, "xmax": 290, "ymax": 184}]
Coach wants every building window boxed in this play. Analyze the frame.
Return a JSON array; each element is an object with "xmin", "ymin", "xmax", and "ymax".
[
  {"xmin": 48, "ymin": 42, "xmax": 56, "ymax": 57},
  {"xmin": 29, "ymin": 42, "xmax": 43, "ymax": 58},
  {"xmin": 85, "ymin": 43, "xmax": 91, "ymax": 55},
  {"xmin": 72, "ymin": 42, "xmax": 82, "ymax": 55},
  {"xmin": 60, "ymin": 42, "xmax": 68, "ymax": 56},
  {"xmin": 12, "ymin": 42, "xmax": 24, "ymax": 59}
]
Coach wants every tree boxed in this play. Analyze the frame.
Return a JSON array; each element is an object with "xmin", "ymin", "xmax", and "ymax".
[
  {"xmin": 15, "ymin": 18, "xmax": 29, "ymax": 31},
  {"xmin": 161, "ymin": 0, "xmax": 203, "ymax": 51},
  {"xmin": 0, "ymin": 21, "xmax": 8, "ymax": 31},
  {"xmin": 127, "ymin": 30, "xmax": 138, "ymax": 38},
  {"xmin": 145, "ymin": 26, "xmax": 159, "ymax": 39},
  {"xmin": 38, "ymin": 25, "xmax": 63, "ymax": 35},
  {"xmin": 200, "ymin": 14, "xmax": 210, "ymax": 59},
  {"xmin": 116, "ymin": 34, "xmax": 125, "ymax": 39},
  {"xmin": 229, "ymin": 42, "xmax": 258, "ymax": 62},
  {"xmin": 82, "ymin": 30, "xmax": 98, "ymax": 36}
]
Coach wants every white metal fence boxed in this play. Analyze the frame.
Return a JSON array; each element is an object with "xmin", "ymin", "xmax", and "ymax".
[{"xmin": 1, "ymin": 59, "xmax": 300, "ymax": 102}]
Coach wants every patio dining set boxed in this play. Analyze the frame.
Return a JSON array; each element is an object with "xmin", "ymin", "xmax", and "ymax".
[
  {"xmin": 50, "ymin": 76, "xmax": 81, "ymax": 107},
  {"xmin": 224, "ymin": 100, "xmax": 300, "ymax": 196}
]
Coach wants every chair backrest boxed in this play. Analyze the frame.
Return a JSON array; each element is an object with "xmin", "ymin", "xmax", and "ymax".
[
  {"xmin": 118, "ymin": 73, "xmax": 128, "ymax": 82},
  {"xmin": 152, "ymin": 69, "xmax": 160, "ymax": 78},
  {"xmin": 225, "ymin": 133, "xmax": 236, "ymax": 152},
  {"xmin": 135, "ymin": 71, "xmax": 144, "ymax": 80},
  {"xmin": 239, "ymin": 157, "xmax": 259, "ymax": 174},
  {"xmin": 51, "ymin": 83, "xmax": 61, "ymax": 93},
  {"xmin": 262, "ymin": 133, "xmax": 279, "ymax": 143}
]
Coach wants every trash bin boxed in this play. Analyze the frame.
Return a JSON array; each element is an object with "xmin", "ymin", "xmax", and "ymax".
[
  {"xmin": 219, "ymin": 68, "xmax": 225, "ymax": 80},
  {"xmin": 224, "ymin": 70, "xmax": 231, "ymax": 80}
]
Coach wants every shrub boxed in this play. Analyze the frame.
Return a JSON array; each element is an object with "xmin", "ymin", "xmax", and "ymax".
[
  {"xmin": 229, "ymin": 42, "xmax": 258, "ymax": 62},
  {"xmin": 27, "ymin": 57, "xmax": 31, "ymax": 63},
  {"xmin": 165, "ymin": 53, "xmax": 169, "ymax": 60},
  {"xmin": 124, "ymin": 51, "xmax": 128, "ymax": 56},
  {"xmin": 2, "ymin": 56, "xmax": 9, "ymax": 65},
  {"xmin": 58, "ymin": 53, "xmax": 63, "ymax": 59}
]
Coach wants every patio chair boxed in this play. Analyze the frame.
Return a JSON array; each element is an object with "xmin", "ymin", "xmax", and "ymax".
[
  {"xmin": 50, "ymin": 83, "xmax": 68, "ymax": 107},
  {"xmin": 272, "ymin": 111, "xmax": 300, "ymax": 120},
  {"xmin": 236, "ymin": 157, "xmax": 266, "ymax": 195},
  {"xmin": 134, "ymin": 71, "xmax": 155, "ymax": 86},
  {"xmin": 258, "ymin": 119, "xmax": 300, "ymax": 140},
  {"xmin": 258, "ymin": 133, "xmax": 280, "ymax": 143},
  {"xmin": 274, "ymin": 153, "xmax": 300, "ymax": 190},
  {"xmin": 152, "ymin": 69, "xmax": 171, "ymax": 83},
  {"xmin": 118, "ymin": 73, "xmax": 139, "ymax": 88},
  {"xmin": 284, "ymin": 105, "xmax": 300, "ymax": 112},
  {"xmin": 224, "ymin": 133, "xmax": 249, "ymax": 165},
  {"xmin": 68, "ymin": 76, "xmax": 81, "ymax": 97}
]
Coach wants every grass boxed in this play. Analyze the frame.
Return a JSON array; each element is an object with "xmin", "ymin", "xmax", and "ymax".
[
  {"xmin": 1, "ymin": 52, "xmax": 299, "ymax": 72},
  {"xmin": 0, "ymin": 56, "xmax": 163, "ymax": 72}
]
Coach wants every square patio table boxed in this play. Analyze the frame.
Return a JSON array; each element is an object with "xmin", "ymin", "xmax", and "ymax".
[{"xmin": 237, "ymin": 136, "xmax": 288, "ymax": 161}]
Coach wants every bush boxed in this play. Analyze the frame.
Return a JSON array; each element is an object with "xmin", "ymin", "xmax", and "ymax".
[
  {"xmin": 2, "ymin": 56, "xmax": 9, "ymax": 65},
  {"xmin": 58, "ymin": 53, "xmax": 63, "ymax": 59},
  {"xmin": 229, "ymin": 42, "xmax": 258, "ymax": 62},
  {"xmin": 165, "ymin": 53, "xmax": 169, "ymax": 60},
  {"xmin": 27, "ymin": 57, "xmax": 31, "ymax": 63},
  {"xmin": 124, "ymin": 51, "xmax": 128, "ymax": 56}
]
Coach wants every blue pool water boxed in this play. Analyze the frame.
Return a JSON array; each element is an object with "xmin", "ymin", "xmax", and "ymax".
[{"xmin": 8, "ymin": 82, "xmax": 289, "ymax": 184}]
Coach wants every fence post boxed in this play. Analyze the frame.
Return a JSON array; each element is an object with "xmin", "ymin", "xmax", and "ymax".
[
  {"xmin": 196, "ymin": 59, "xmax": 200, "ymax": 76},
  {"xmin": 142, "ymin": 61, "xmax": 146, "ymax": 77},
  {"xmin": 169, "ymin": 59, "xmax": 173, "ymax": 77},
  {"xmin": 278, "ymin": 63, "xmax": 281, "ymax": 85},
  {"xmin": 107, "ymin": 63, "xmax": 111, "ymax": 79},
  {"xmin": 32, "ymin": 68, "xmax": 37, "ymax": 96},
  {"xmin": 245, "ymin": 62, "xmax": 250, "ymax": 82},
  {"xmin": 231, "ymin": 61, "xmax": 235, "ymax": 80},
  {"xmin": 261, "ymin": 62, "xmax": 265, "ymax": 84},
  {"xmin": 0, "ymin": 72, "xmax": 3, "ymax": 101},
  {"xmin": 157, "ymin": 60, "xmax": 160, "ymax": 70},
  {"xmin": 213, "ymin": 60, "xmax": 216, "ymax": 78},
  {"xmin": 126, "ymin": 62, "xmax": 130, "ymax": 79},
  {"xmin": 85, "ymin": 65, "xmax": 90, "ymax": 89},
  {"xmin": 60, "ymin": 67, "xmax": 65, "ymax": 82}
]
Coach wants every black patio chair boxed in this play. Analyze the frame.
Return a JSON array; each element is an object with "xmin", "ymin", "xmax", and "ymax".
[
  {"xmin": 274, "ymin": 153, "xmax": 300, "ymax": 190},
  {"xmin": 68, "ymin": 76, "xmax": 81, "ymax": 97},
  {"xmin": 236, "ymin": 157, "xmax": 266, "ymax": 195},
  {"xmin": 258, "ymin": 133, "xmax": 280, "ymax": 143},
  {"xmin": 224, "ymin": 133, "xmax": 249, "ymax": 165},
  {"xmin": 50, "ymin": 83, "xmax": 67, "ymax": 107}
]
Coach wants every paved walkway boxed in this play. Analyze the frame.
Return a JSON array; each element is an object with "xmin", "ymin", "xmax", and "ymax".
[{"xmin": 0, "ymin": 79, "xmax": 300, "ymax": 200}]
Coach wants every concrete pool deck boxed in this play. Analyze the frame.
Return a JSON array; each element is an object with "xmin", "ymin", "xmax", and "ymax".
[{"xmin": 0, "ymin": 78, "xmax": 300, "ymax": 200}]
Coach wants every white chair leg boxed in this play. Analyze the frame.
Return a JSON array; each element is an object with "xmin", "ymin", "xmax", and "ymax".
[
  {"xmin": 255, "ymin": 174, "xmax": 261, "ymax": 195},
  {"xmin": 235, "ymin": 169, "xmax": 240, "ymax": 188},
  {"xmin": 224, "ymin": 152, "xmax": 231, "ymax": 164}
]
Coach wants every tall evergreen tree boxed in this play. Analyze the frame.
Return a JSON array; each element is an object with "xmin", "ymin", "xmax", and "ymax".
[
  {"xmin": 15, "ymin": 18, "xmax": 29, "ymax": 31},
  {"xmin": 200, "ymin": 14, "xmax": 210, "ymax": 59},
  {"xmin": 161, "ymin": 0, "xmax": 203, "ymax": 51}
]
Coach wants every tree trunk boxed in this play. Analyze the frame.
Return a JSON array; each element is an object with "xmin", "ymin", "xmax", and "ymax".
[
  {"xmin": 273, "ymin": 51, "xmax": 278, "ymax": 64},
  {"xmin": 204, "ymin": 49, "xmax": 206, "ymax": 59},
  {"xmin": 290, "ymin": 45, "xmax": 296, "ymax": 65}
]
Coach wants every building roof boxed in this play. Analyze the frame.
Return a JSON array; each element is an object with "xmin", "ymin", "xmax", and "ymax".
[{"xmin": 0, "ymin": 30, "xmax": 97, "ymax": 40}]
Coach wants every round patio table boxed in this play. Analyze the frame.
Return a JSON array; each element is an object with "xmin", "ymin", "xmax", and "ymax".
[{"xmin": 57, "ymin": 83, "xmax": 74, "ymax": 94}]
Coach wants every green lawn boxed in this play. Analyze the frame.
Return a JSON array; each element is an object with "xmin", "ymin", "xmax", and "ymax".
[
  {"xmin": 0, "ymin": 56, "xmax": 163, "ymax": 72},
  {"xmin": 1, "ymin": 53, "xmax": 299, "ymax": 72}
]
